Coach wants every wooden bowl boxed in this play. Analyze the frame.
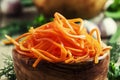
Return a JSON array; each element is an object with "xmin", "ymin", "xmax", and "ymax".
[
  {"xmin": 12, "ymin": 49, "xmax": 109, "ymax": 80},
  {"xmin": 33, "ymin": 0, "xmax": 107, "ymax": 19}
]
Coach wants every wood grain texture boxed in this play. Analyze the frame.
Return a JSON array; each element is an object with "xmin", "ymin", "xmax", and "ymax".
[{"xmin": 13, "ymin": 49, "xmax": 109, "ymax": 80}]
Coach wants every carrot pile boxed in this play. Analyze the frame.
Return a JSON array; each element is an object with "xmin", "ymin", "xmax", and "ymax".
[{"xmin": 5, "ymin": 12, "xmax": 111, "ymax": 67}]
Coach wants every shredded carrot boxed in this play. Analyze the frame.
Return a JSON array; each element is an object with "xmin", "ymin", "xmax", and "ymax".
[
  {"xmin": 4, "ymin": 12, "xmax": 111, "ymax": 67},
  {"xmin": 5, "ymin": 35, "xmax": 19, "ymax": 46},
  {"xmin": 32, "ymin": 56, "xmax": 42, "ymax": 68}
]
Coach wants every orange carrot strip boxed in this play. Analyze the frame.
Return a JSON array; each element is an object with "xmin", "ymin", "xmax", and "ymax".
[
  {"xmin": 15, "ymin": 33, "xmax": 31, "ymax": 42},
  {"xmin": 37, "ymin": 49, "xmax": 60, "ymax": 61},
  {"xmin": 89, "ymin": 28, "xmax": 101, "ymax": 43},
  {"xmin": 54, "ymin": 20, "xmax": 86, "ymax": 39},
  {"xmin": 5, "ymin": 35, "xmax": 19, "ymax": 46},
  {"xmin": 65, "ymin": 57, "xmax": 74, "ymax": 63},
  {"xmin": 4, "ymin": 12, "xmax": 111, "ymax": 67},
  {"xmin": 31, "ymin": 48, "xmax": 53, "ymax": 62},
  {"xmin": 68, "ymin": 18, "xmax": 84, "ymax": 31},
  {"xmin": 75, "ymin": 52, "xmax": 89, "ymax": 63},
  {"xmin": 54, "ymin": 12, "xmax": 76, "ymax": 34},
  {"xmin": 65, "ymin": 47, "xmax": 82, "ymax": 52},
  {"xmin": 32, "ymin": 56, "xmax": 42, "ymax": 68},
  {"xmin": 102, "ymin": 46, "xmax": 112, "ymax": 51}
]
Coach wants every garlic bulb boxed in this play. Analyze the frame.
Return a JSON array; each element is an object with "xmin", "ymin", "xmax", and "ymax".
[{"xmin": 99, "ymin": 18, "xmax": 117, "ymax": 37}]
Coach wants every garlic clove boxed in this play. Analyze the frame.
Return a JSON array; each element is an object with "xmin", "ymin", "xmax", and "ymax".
[{"xmin": 99, "ymin": 18, "xmax": 117, "ymax": 37}]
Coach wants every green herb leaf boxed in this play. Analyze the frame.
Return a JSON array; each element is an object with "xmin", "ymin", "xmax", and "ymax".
[
  {"xmin": 105, "ymin": 0, "xmax": 120, "ymax": 19},
  {"xmin": 108, "ymin": 43, "xmax": 120, "ymax": 80},
  {"xmin": 0, "ymin": 55, "xmax": 16, "ymax": 80}
]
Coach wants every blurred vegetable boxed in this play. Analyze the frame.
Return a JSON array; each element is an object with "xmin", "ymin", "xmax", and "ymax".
[
  {"xmin": 105, "ymin": 11, "xmax": 120, "ymax": 19},
  {"xmin": 32, "ymin": 14, "xmax": 48, "ymax": 27},
  {"xmin": 107, "ymin": 0, "xmax": 120, "ymax": 12},
  {"xmin": 33, "ymin": 0, "xmax": 107, "ymax": 19},
  {"xmin": 0, "ymin": 0, "xmax": 34, "ymax": 16},
  {"xmin": 105, "ymin": 0, "xmax": 120, "ymax": 19},
  {"xmin": 21, "ymin": 0, "xmax": 34, "ymax": 7},
  {"xmin": 1, "ymin": 0, "xmax": 22, "ymax": 16},
  {"xmin": 109, "ymin": 26, "xmax": 120, "ymax": 43},
  {"xmin": 98, "ymin": 18, "xmax": 117, "ymax": 38},
  {"xmin": 0, "ymin": 14, "xmax": 51, "ymax": 39}
]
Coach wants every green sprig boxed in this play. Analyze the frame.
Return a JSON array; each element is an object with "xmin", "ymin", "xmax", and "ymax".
[
  {"xmin": 0, "ymin": 56, "xmax": 16, "ymax": 80},
  {"xmin": 108, "ymin": 43, "xmax": 120, "ymax": 80}
]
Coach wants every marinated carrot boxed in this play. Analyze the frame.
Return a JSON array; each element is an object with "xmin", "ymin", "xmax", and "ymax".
[{"xmin": 4, "ymin": 12, "xmax": 111, "ymax": 67}]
